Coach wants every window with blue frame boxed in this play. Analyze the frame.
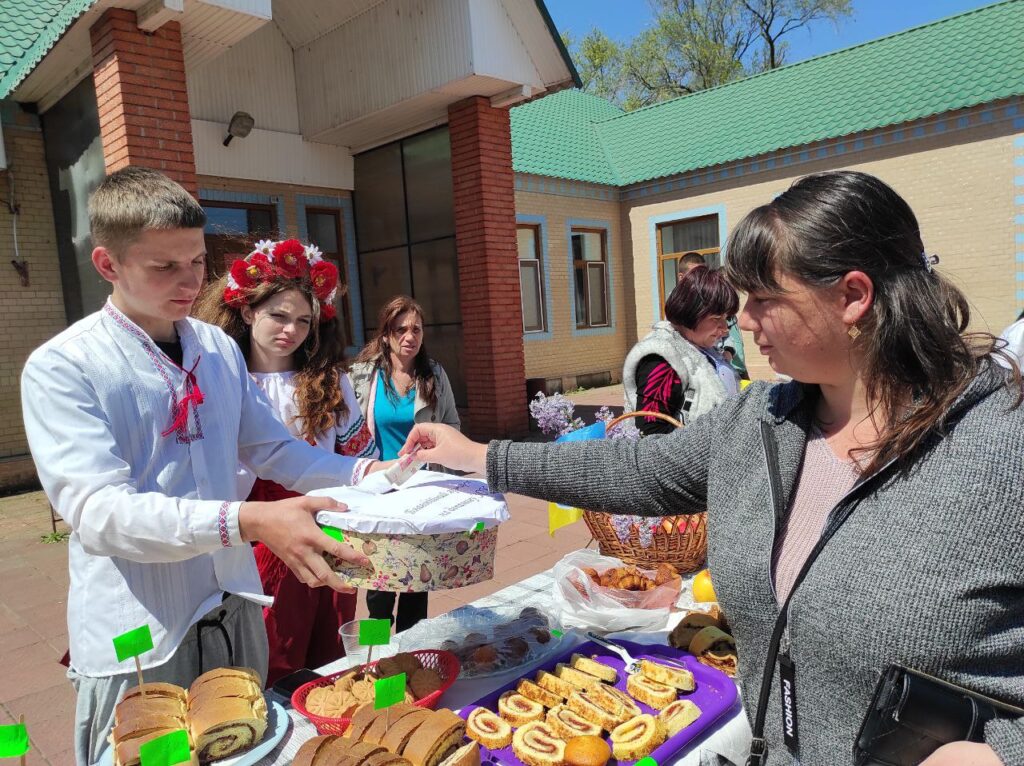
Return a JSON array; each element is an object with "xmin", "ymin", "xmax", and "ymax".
[
  {"xmin": 517, "ymin": 225, "xmax": 546, "ymax": 333},
  {"xmin": 656, "ymin": 214, "xmax": 720, "ymax": 312},
  {"xmin": 201, "ymin": 201, "xmax": 277, "ymax": 278},
  {"xmin": 570, "ymin": 227, "xmax": 609, "ymax": 329}
]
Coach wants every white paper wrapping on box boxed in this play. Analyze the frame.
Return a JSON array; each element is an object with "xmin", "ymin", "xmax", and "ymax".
[{"xmin": 311, "ymin": 470, "xmax": 509, "ymax": 535}]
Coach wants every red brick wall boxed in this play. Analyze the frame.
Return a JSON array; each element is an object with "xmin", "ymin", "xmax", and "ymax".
[
  {"xmin": 448, "ymin": 96, "xmax": 528, "ymax": 439},
  {"xmin": 90, "ymin": 9, "xmax": 196, "ymax": 195}
]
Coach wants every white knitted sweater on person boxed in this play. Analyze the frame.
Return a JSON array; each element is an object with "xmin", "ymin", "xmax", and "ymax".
[{"xmin": 622, "ymin": 321, "xmax": 727, "ymax": 424}]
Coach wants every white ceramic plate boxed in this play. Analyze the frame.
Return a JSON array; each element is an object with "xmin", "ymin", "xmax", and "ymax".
[{"xmin": 96, "ymin": 699, "xmax": 289, "ymax": 766}]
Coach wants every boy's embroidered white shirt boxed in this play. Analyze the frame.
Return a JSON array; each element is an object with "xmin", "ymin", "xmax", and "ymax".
[{"xmin": 21, "ymin": 299, "xmax": 359, "ymax": 677}]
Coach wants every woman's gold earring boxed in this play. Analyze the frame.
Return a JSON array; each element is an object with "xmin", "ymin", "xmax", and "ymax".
[{"xmin": 848, "ymin": 324, "xmax": 862, "ymax": 340}]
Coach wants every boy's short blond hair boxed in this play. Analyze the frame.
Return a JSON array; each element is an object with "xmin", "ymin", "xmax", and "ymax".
[{"xmin": 88, "ymin": 166, "xmax": 206, "ymax": 256}]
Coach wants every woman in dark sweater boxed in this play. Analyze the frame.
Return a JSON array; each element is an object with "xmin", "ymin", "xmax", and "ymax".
[{"xmin": 399, "ymin": 171, "xmax": 1024, "ymax": 765}]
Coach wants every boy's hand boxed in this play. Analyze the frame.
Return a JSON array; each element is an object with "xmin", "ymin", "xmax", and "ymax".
[
  {"xmin": 399, "ymin": 424, "xmax": 488, "ymax": 475},
  {"xmin": 238, "ymin": 496, "xmax": 371, "ymax": 592}
]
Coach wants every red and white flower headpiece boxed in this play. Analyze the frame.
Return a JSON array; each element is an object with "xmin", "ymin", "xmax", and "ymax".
[{"xmin": 224, "ymin": 238, "xmax": 341, "ymax": 322}]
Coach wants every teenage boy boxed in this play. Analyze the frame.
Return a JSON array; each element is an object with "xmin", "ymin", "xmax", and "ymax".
[{"xmin": 21, "ymin": 167, "xmax": 376, "ymax": 764}]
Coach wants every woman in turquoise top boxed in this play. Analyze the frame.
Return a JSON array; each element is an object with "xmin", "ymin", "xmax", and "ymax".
[
  {"xmin": 350, "ymin": 296, "xmax": 461, "ymax": 631},
  {"xmin": 373, "ymin": 373, "xmax": 416, "ymax": 459}
]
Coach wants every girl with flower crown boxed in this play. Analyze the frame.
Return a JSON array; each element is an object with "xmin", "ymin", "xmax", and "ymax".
[{"xmin": 195, "ymin": 238, "xmax": 378, "ymax": 685}]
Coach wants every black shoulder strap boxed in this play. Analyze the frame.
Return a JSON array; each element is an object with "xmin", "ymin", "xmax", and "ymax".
[{"xmin": 746, "ymin": 452, "xmax": 900, "ymax": 766}]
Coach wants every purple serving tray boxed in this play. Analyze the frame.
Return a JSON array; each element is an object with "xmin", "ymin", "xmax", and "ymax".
[{"xmin": 457, "ymin": 639, "xmax": 739, "ymax": 766}]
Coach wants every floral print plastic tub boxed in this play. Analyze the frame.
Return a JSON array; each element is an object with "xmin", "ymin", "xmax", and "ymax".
[{"xmin": 325, "ymin": 526, "xmax": 499, "ymax": 592}]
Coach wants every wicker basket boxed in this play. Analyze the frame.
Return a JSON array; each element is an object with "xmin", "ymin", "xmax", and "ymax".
[
  {"xmin": 291, "ymin": 649, "xmax": 461, "ymax": 736},
  {"xmin": 582, "ymin": 410, "xmax": 708, "ymax": 574}
]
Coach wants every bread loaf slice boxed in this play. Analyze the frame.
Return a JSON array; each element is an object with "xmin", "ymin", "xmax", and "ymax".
[
  {"xmin": 401, "ymin": 710, "xmax": 466, "ymax": 766},
  {"xmin": 437, "ymin": 741, "xmax": 480, "ymax": 766},
  {"xmin": 112, "ymin": 727, "xmax": 199, "ymax": 766},
  {"xmin": 335, "ymin": 740, "xmax": 388, "ymax": 766},
  {"xmin": 292, "ymin": 735, "xmax": 336, "ymax": 766},
  {"xmin": 380, "ymin": 709, "xmax": 435, "ymax": 754},
  {"xmin": 362, "ymin": 704, "xmax": 419, "ymax": 745},
  {"xmin": 189, "ymin": 695, "xmax": 268, "ymax": 762}
]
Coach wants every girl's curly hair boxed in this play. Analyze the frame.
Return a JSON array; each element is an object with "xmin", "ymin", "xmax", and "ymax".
[{"xmin": 194, "ymin": 272, "xmax": 348, "ymax": 443}]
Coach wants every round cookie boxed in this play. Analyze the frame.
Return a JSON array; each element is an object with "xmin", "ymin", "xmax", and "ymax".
[
  {"xmin": 350, "ymin": 678, "xmax": 376, "ymax": 705},
  {"xmin": 305, "ymin": 687, "xmax": 352, "ymax": 718},
  {"xmin": 409, "ymin": 668, "xmax": 443, "ymax": 700},
  {"xmin": 333, "ymin": 669, "xmax": 359, "ymax": 692}
]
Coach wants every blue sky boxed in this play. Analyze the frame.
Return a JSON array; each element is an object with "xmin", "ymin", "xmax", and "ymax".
[{"xmin": 546, "ymin": 0, "xmax": 995, "ymax": 65}]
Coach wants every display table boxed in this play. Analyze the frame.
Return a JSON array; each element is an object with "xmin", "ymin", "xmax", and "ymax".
[{"xmin": 256, "ymin": 564, "xmax": 752, "ymax": 766}]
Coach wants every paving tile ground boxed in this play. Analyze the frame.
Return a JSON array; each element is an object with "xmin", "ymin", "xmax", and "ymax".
[{"xmin": 0, "ymin": 384, "xmax": 624, "ymax": 764}]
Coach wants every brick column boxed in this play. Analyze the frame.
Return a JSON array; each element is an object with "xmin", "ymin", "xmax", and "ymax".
[
  {"xmin": 448, "ymin": 96, "xmax": 528, "ymax": 440},
  {"xmin": 90, "ymin": 9, "xmax": 196, "ymax": 195}
]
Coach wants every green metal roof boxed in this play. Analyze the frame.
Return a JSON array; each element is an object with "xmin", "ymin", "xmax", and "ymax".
[
  {"xmin": 511, "ymin": 0, "xmax": 1024, "ymax": 187},
  {"xmin": 511, "ymin": 88, "xmax": 624, "ymax": 185},
  {"xmin": 0, "ymin": 0, "xmax": 96, "ymax": 98}
]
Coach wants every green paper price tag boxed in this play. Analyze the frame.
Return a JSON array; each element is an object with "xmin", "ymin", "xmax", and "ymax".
[
  {"xmin": 374, "ymin": 672, "xmax": 407, "ymax": 710},
  {"xmin": 551, "ymin": 629, "xmax": 563, "ymax": 638},
  {"xmin": 0, "ymin": 723, "xmax": 29, "ymax": 758},
  {"xmin": 468, "ymin": 521, "xmax": 484, "ymax": 535},
  {"xmin": 112, "ymin": 624, "xmax": 154, "ymax": 663},
  {"xmin": 634, "ymin": 758, "xmax": 658, "ymax": 766},
  {"xmin": 358, "ymin": 619, "xmax": 392, "ymax": 647},
  {"xmin": 139, "ymin": 729, "xmax": 191, "ymax": 766},
  {"xmin": 321, "ymin": 526, "xmax": 345, "ymax": 543}
]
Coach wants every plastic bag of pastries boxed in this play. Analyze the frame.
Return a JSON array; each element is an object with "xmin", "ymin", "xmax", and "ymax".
[{"xmin": 407, "ymin": 605, "xmax": 556, "ymax": 678}]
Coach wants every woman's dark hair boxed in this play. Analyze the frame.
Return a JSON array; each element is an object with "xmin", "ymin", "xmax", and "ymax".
[
  {"xmin": 194, "ymin": 272, "xmax": 349, "ymax": 443},
  {"xmin": 724, "ymin": 169, "xmax": 1021, "ymax": 473},
  {"xmin": 354, "ymin": 296, "xmax": 437, "ymax": 409},
  {"xmin": 664, "ymin": 265, "xmax": 739, "ymax": 329}
]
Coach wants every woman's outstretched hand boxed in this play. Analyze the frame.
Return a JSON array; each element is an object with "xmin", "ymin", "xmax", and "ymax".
[{"xmin": 400, "ymin": 423, "xmax": 489, "ymax": 475}]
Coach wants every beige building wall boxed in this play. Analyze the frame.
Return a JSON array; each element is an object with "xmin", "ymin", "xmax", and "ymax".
[
  {"xmin": 0, "ymin": 108, "xmax": 67, "ymax": 488},
  {"xmin": 622, "ymin": 104, "xmax": 1022, "ymax": 381},
  {"xmin": 514, "ymin": 185, "xmax": 629, "ymax": 386}
]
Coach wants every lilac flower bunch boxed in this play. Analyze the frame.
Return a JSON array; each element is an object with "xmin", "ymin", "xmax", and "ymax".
[
  {"xmin": 529, "ymin": 393, "xmax": 648, "ymax": 544},
  {"xmin": 528, "ymin": 393, "xmax": 642, "ymax": 441},
  {"xmin": 595, "ymin": 405, "xmax": 640, "ymax": 441},
  {"xmin": 528, "ymin": 392, "xmax": 585, "ymax": 437}
]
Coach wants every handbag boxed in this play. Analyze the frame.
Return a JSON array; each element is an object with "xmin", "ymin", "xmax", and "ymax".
[{"xmin": 853, "ymin": 664, "xmax": 1024, "ymax": 766}]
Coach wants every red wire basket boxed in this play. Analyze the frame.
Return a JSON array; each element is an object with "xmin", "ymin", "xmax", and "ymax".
[{"xmin": 291, "ymin": 650, "xmax": 461, "ymax": 736}]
